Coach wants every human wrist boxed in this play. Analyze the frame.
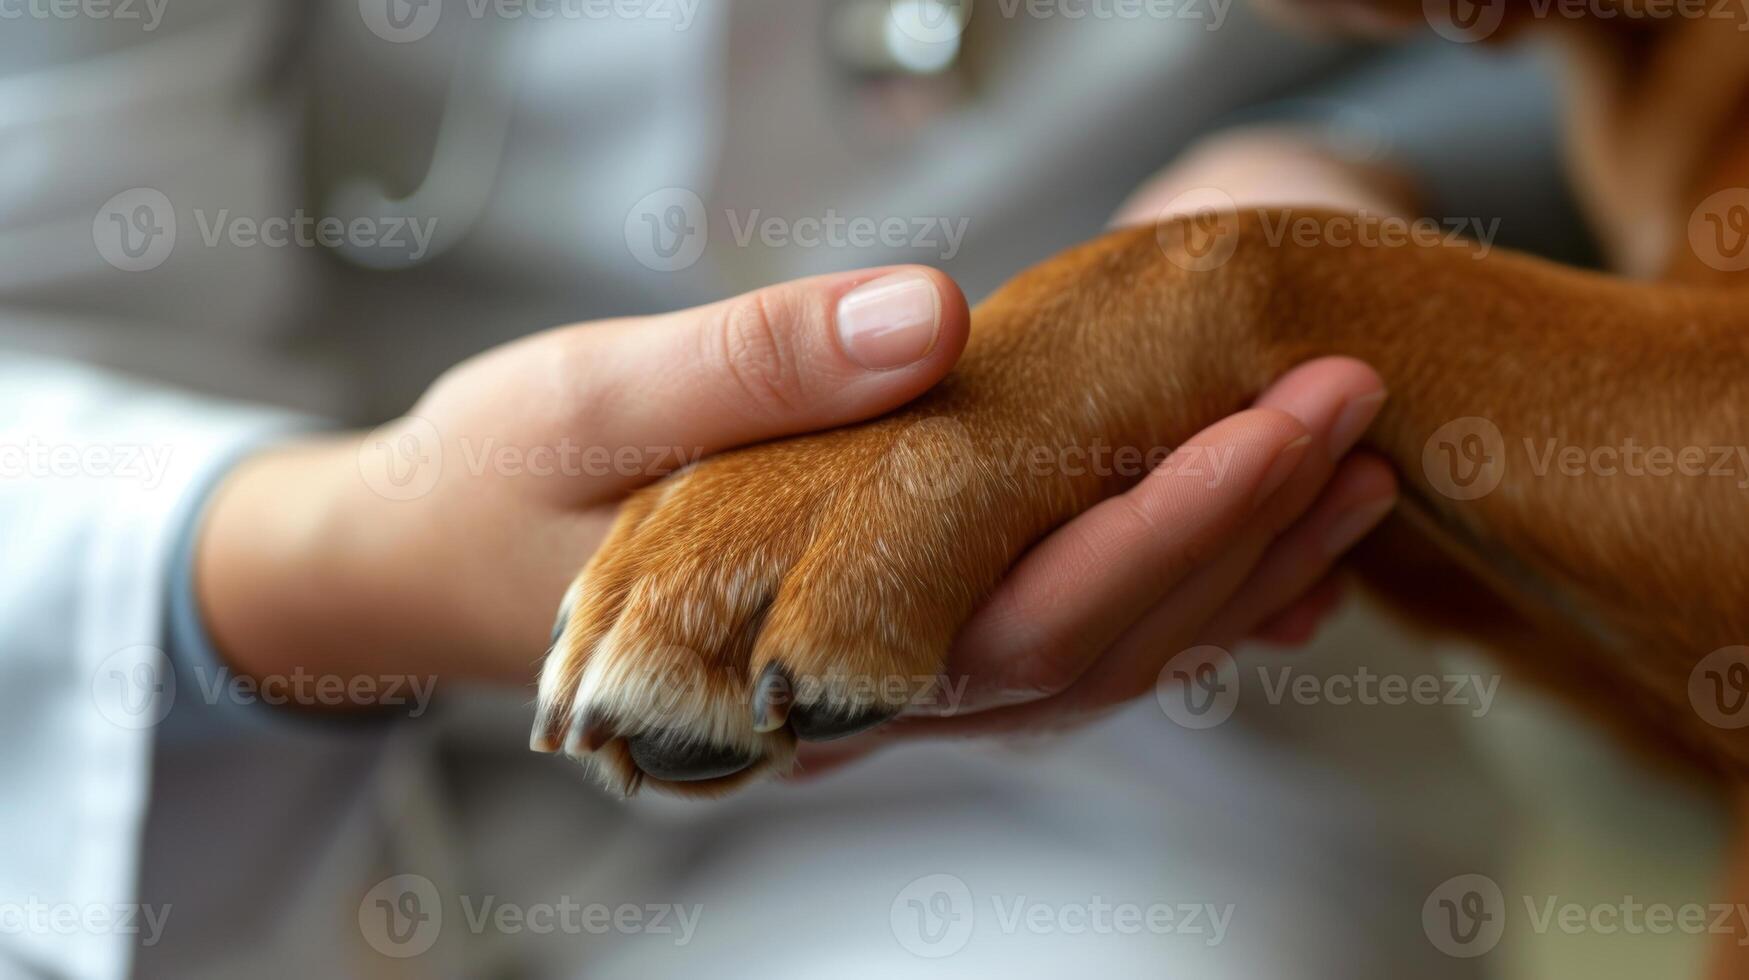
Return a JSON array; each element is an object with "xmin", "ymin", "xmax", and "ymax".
[
  {"xmin": 198, "ymin": 424, "xmax": 575, "ymax": 697},
  {"xmin": 194, "ymin": 433, "xmax": 415, "ymax": 696}
]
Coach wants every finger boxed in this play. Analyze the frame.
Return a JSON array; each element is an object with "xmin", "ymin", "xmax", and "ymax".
[
  {"xmin": 937, "ymin": 358, "xmax": 1386, "ymax": 717},
  {"xmin": 786, "ymin": 737, "xmax": 892, "ymax": 782},
  {"xmin": 1249, "ymin": 575, "xmax": 1345, "ymax": 646},
  {"xmin": 1039, "ymin": 455, "xmax": 1396, "ymax": 714},
  {"xmin": 529, "ymin": 266, "xmax": 970, "ymax": 488},
  {"xmin": 1199, "ymin": 456, "xmax": 1397, "ymax": 648},
  {"xmin": 1213, "ymin": 357, "xmax": 1386, "ymax": 571},
  {"xmin": 854, "ymin": 359, "xmax": 1390, "ymax": 737},
  {"xmin": 1250, "ymin": 356, "xmax": 1387, "ymax": 465},
  {"xmin": 933, "ymin": 407, "xmax": 1314, "ymax": 716}
]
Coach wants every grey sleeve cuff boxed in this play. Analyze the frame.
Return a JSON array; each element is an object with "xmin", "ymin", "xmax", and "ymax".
[{"xmin": 156, "ymin": 428, "xmax": 408, "ymax": 743}]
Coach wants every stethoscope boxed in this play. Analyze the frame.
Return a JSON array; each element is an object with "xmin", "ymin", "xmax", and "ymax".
[
  {"xmin": 322, "ymin": 19, "xmax": 521, "ymax": 271},
  {"xmin": 323, "ymin": 0, "xmax": 973, "ymax": 272}
]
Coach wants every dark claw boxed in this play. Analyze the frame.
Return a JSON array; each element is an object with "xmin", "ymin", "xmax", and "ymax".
[
  {"xmin": 626, "ymin": 732, "xmax": 759, "ymax": 782},
  {"xmin": 750, "ymin": 663, "xmax": 793, "ymax": 733},
  {"xmin": 787, "ymin": 701, "xmax": 901, "ymax": 741},
  {"xmin": 548, "ymin": 600, "xmax": 572, "ymax": 647},
  {"xmin": 562, "ymin": 709, "xmax": 617, "ymax": 756}
]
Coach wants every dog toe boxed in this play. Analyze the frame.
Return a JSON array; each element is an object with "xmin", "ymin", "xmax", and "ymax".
[
  {"xmin": 531, "ymin": 427, "xmax": 1000, "ymax": 795},
  {"xmin": 749, "ymin": 662, "xmax": 897, "ymax": 740}
]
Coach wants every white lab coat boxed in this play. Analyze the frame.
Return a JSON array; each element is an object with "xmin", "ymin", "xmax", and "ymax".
[
  {"xmin": 0, "ymin": 353, "xmax": 299, "ymax": 979},
  {"xmin": 1, "ymin": 2, "xmax": 1605, "ymax": 977}
]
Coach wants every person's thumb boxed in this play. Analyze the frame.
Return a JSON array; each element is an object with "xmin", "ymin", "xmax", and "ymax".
[{"xmin": 554, "ymin": 266, "xmax": 969, "ymax": 471}]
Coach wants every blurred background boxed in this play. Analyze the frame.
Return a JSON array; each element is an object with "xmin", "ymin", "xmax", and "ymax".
[{"xmin": 0, "ymin": 1, "xmax": 1727, "ymax": 977}]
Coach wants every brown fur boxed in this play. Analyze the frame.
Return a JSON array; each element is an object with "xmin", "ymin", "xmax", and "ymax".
[
  {"xmin": 531, "ymin": 0, "xmax": 1749, "ymax": 829},
  {"xmin": 520, "ymin": 7, "xmax": 1749, "ymax": 973},
  {"xmin": 533, "ymin": 205, "xmax": 1749, "ymax": 792}
]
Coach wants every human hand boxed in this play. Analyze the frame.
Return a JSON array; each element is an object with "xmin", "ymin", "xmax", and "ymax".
[
  {"xmin": 787, "ymin": 357, "xmax": 1395, "ymax": 775},
  {"xmin": 794, "ymin": 128, "xmax": 1412, "ymax": 770},
  {"xmin": 194, "ymin": 267, "xmax": 969, "ymax": 695}
]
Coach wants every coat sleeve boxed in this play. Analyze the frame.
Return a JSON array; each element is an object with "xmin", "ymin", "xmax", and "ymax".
[{"xmin": 0, "ymin": 353, "xmax": 306, "ymax": 980}]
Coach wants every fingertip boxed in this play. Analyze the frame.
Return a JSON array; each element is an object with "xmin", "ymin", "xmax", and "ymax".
[
  {"xmin": 1321, "ymin": 461, "xmax": 1399, "ymax": 558},
  {"xmin": 1251, "ymin": 601, "xmax": 1326, "ymax": 647},
  {"xmin": 1171, "ymin": 406, "xmax": 1315, "ymax": 510},
  {"xmin": 1261, "ymin": 356, "xmax": 1387, "ymax": 402},
  {"xmin": 1254, "ymin": 358, "xmax": 1388, "ymax": 468},
  {"xmin": 609, "ymin": 266, "xmax": 974, "ymax": 457},
  {"xmin": 1333, "ymin": 452, "xmax": 1400, "ymax": 501},
  {"xmin": 788, "ymin": 735, "xmax": 887, "ymax": 781},
  {"xmin": 826, "ymin": 265, "xmax": 969, "ymax": 405},
  {"xmin": 1250, "ymin": 575, "xmax": 1348, "ymax": 647},
  {"xmin": 1201, "ymin": 405, "xmax": 1315, "ymax": 449},
  {"xmin": 926, "ymin": 266, "xmax": 972, "ymax": 368},
  {"xmin": 1255, "ymin": 357, "xmax": 1386, "ymax": 432},
  {"xmin": 839, "ymin": 264, "xmax": 969, "ymax": 377}
]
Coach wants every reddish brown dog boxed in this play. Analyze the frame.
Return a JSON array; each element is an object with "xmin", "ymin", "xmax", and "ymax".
[{"xmin": 531, "ymin": 7, "xmax": 1749, "ymax": 963}]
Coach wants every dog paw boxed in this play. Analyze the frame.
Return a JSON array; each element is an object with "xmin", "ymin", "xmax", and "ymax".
[{"xmin": 528, "ymin": 414, "xmax": 1020, "ymax": 796}]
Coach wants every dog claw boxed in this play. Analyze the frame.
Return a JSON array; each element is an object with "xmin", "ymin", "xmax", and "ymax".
[
  {"xmin": 625, "ymin": 731, "xmax": 758, "ymax": 781},
  {"xmin": 529, "ymin": 708, "xmax": 565, "ymax": 753},
  {"xmin": 530, "ymin": 600, "xmax": 577, "ymax": 753},
  {"xmin": 562, "ymin": 709, "xmax": 616, "ymax": 757},
  {"xmin": 750, "ymin": 663, "xmax": 793, "ymax": 733}
]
